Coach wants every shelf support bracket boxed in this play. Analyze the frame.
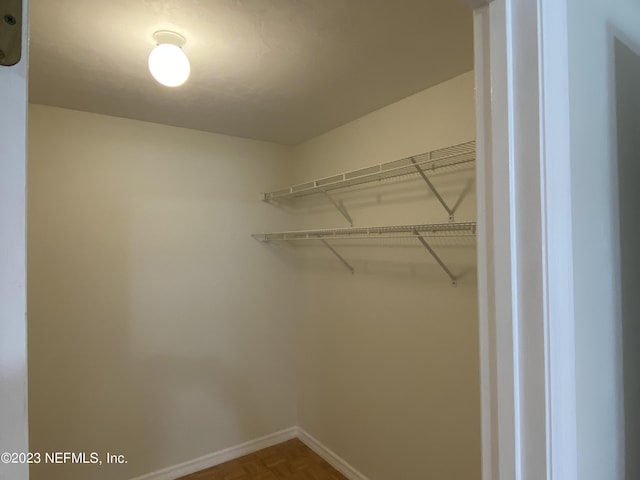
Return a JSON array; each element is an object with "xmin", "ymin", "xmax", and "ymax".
[
  {"xmin": 410, "ymin": 157, "xmax": 455, "ymax": 221},
  {"xmin": 322, "ymin": 191, "xmax": 353, "ymax": 226},
  {"xmin": 413, "ymin": 229, "xmax": 457, "ymax": 286},
  {"xmin": 320, "ymin": 239, "xmax": 355, "ymax": 274}
]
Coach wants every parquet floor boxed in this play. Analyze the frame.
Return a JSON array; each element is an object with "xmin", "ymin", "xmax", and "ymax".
[{"xmin": 177, "ymin": 438, "xmax": 348, "ymax": 480}]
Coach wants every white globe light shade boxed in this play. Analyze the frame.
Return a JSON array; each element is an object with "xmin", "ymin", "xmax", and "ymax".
[{"xmin": 148, "ymin": 44, "xmax": 190, "ymax": 87}]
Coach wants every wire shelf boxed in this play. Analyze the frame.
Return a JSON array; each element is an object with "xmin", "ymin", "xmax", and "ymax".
[
  {"xmin": 262, "ymin": 141, "xmax": 476, "ymax": 201},
  {"xmin": 253, "ymin": 222, "xmax": 477, "ymax": 243},
  {"xmin": 253, "ymin": 222, "xmax": 475, "ymax": 285}
]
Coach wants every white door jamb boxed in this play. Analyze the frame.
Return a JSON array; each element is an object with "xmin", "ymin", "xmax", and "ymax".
[{"xmin": 469, "ymin": 0, "xmax": 577, "ymax": 479}]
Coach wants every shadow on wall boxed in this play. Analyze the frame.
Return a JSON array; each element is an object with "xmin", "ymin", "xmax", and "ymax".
[
  {"xmin": 613, "ymin": 33, "xmax": 640, "ymax": 480},
  {"xmin": 258, "ymin": 242, "xmax": 477, "ymax": 284},
  {"xmin": 266, "ymin": 171, "xmax": 476, "ymax": 224}
]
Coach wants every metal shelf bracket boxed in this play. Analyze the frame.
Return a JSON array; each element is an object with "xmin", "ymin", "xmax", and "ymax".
[
  {"xmin": 410, "ymin": 156, "xmax": 455, "ymax": 221},
  {"xmin": 412, "ymin": 228, "xmax": 457, "ymax": 286},
  {"xmin": 320, "ymin": 239, "xmax": 354, "ymax": 274},
  {"xmin": 0, "ymin": 0, "xmax": 22, "ymax": 66},
  {"xmin": 322, "ymin": 191, "xmax": 353, "ymax": 226}
]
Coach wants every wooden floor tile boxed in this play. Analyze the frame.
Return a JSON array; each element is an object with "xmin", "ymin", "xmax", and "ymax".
[{"xmin": 177, "ymin": 439, "xmax": 348, "ymax": 480}]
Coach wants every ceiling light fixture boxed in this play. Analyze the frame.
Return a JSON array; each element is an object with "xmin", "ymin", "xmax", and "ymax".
[{"xmin": 148, "ymin": 30, "xmax": 190, "ymax": 87}]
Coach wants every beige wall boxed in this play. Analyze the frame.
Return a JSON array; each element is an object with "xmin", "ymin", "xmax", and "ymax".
[
  {"xmin": 291, "ymin": 71, "xmax": 480, "ymax": 479},
  {"xmin": 27, "ymin": 105, "xmax": 298, "ymax": 480}
]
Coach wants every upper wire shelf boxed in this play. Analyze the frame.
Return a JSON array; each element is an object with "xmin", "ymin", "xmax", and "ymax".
[{"xmin": 262, "ymin": 141, "xmax": 476, "ymax": 202}]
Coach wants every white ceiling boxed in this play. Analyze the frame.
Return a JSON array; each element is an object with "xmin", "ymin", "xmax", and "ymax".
[{"xmin": 29, "ymin": 0, "xmax": 473, "ymax": 145}]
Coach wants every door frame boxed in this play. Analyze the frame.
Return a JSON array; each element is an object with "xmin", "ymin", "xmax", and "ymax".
[
  {"xmin": 0, "ymin": 1, "xmax": 30, "ymax": 479},
  {"xmin": 465, "ymin": 0, "xmax": 578, "ymax": 478}
]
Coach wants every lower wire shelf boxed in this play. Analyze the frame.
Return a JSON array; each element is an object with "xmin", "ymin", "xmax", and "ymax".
[{"xmin": 252, "ymin": 222, "xmax": 476, "ymax": 286}]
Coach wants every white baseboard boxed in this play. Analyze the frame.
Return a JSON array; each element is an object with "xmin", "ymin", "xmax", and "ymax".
[
  {"xmin": 129, "ymin": 425, "xmax": 369, "ymax": 480},
  {"xmin": 296, "ymin": 428, "xmax": 370, "ymax": 480},
  {"xmin": 129, "ymin": 427, "xmax": 298, "ymax": 480}
]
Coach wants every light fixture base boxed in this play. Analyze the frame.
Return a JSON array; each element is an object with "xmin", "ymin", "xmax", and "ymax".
[{"xmin": 153, "ymin": 30, "xmax": 186, "ymax": 47}]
